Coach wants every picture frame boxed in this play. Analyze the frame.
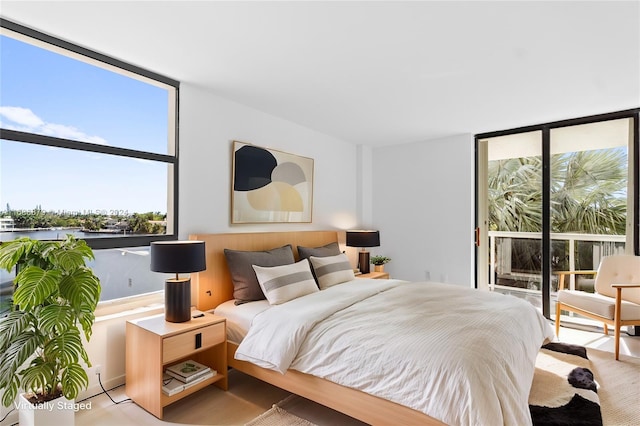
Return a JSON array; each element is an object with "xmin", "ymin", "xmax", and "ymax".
[{"xmin": 231, "ymin": 141, "xmax": 314, "ymax": 223}]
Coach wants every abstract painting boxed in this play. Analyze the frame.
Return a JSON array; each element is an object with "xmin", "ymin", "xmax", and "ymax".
[{"xmin": 231, "ymin": 141, "xmax": 314, "ymax": 223}]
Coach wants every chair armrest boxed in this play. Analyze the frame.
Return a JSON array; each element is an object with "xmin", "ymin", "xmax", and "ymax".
[
  {"xmin": 612, "ymin": 283, "xmax": 640, "ymax": 328},
  {"xmin": 611, "ymin": 283, "xmax": 640, "ymax": 288},
  {"xmin": 554, "ymin": 270, "xmax": 598, "ymax": 291}
]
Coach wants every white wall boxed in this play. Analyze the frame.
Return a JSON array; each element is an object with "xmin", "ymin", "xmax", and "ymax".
[
  {"xmin": 372, "ymin": 134, "xmax": 475, "ymax": 287},
  {"xmin": 179, "ymin": 83, "xmax": 361, "ymax": 237}
]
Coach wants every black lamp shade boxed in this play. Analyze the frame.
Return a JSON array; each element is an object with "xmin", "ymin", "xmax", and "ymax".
[
  {"xmin": 346, "ymin": 230, "xmax": 380, "ymax": 274},
  {"xmin": 346, "ymin": 230, "xmax": 380, "ymax": 248},
  {"xmin": 150, "ymin": 241, "xmax": 206, "ymax": 274},
  {"xmin": 150, "ymin": 241, "xmax": 206, "ymax": 323}
]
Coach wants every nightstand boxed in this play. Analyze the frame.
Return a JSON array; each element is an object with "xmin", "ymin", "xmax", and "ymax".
[
  {"xmin": 357, "ymin": 271, "xmax": 390, "ymax": 279},
  {"xmin": 125, "ymin": 312, "xmax": 227, "ymax": 419}
]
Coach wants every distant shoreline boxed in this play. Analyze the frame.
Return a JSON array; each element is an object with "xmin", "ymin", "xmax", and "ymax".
[{"xmin": 1, "ymin": 227, "xmax": 82, "ymax": 232}]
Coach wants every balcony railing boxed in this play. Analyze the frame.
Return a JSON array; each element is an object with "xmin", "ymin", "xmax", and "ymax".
[{"xmin": 488, "ymin": 231, "xmax": 626, "ymax": 292}]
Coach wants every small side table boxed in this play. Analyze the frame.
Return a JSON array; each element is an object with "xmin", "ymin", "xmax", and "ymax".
[{"xmin": 125, "ymin": 312, "xmax": 227, "ymax": 419}]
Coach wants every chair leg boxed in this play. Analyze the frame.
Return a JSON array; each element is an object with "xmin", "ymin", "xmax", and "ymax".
[
  {"xmin": 614, "ymin": 288, "xmax": 622, "ymax": 361},
  {"xmin": 614, "ymin": 325, "xmax": 620, "ymax": 360},
  {"xmin": 555, "ymin": 302, "xmax": 562, "ymax": 338},
  {"xmin": 603, "ymin": 323, "xmax": 608, "ymax": 335}
]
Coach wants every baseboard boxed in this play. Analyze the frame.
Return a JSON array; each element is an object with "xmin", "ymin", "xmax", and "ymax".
[{"xmin": 78, "ymin": 374, "xmax": 126, "ymax": 402}]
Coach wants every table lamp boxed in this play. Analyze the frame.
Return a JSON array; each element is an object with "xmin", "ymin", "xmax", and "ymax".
[
  {"xmin": 346, "ymin": 230, "xmax": 380, "ymax": 274},
  {"xmin": 150, "ymin": 240, "xmax": 206, "ymax": 323}
]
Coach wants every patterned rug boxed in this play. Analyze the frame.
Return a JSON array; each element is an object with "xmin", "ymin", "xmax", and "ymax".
[
  {"xmin": 244, "ymin": 403, "xmax": 317, "ymax": 426},
  {"xmin": 529, "ymin": 342, "xmax": 602, "ymax": 425}
]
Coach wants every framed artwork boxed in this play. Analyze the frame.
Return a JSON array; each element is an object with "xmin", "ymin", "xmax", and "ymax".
[{"xmin": 231, "ymin": 141, "xmax": 314, "ymax": 223}]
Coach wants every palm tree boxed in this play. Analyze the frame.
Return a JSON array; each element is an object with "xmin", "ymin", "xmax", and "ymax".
[
  {"xmin": 488, "ymin": 148, "xmax": 627, "ymax": 234},
  {"xmin": 551, "ymin": 149, "xmax": 627, "ymax": 235}
]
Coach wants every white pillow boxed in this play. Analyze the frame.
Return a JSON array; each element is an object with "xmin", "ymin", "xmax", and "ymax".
[
  {"xmin": 309, "ymin": 253, "xmax": 355, "ymax": 289},
  {"xmin": 252, "ymin": 259, "xmax": 319, "ymax": 305}
]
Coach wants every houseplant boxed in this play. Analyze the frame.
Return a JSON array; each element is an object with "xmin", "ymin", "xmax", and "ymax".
[
  {"xmin": 370, "ymin": 255, "xmax": 391, "ymax": 272},
  {"xmin": 0, "ymin": 235, "xmax": 101, "ymax": 420}
]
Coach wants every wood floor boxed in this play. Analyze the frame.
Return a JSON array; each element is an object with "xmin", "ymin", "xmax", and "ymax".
[{"xmin": 3, "ymin": 325, "xmax": 638, "ymax": 426}]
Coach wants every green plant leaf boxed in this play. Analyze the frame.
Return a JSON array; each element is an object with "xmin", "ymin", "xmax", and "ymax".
[
  {"xmin": 20, "ymin": 359, "xmax": 57, "ymax": 398},
  {"xmin": 38, "ymin": 305, "xmax": 74, "ymax": 335},
  {"xmin": 43, "ymin": 328, "xmax": 83, "ymax": 366},
  {"xmin": 14, "ymin": 267, "xmax": 61, "ymax": 310},
  {"xmin": 59, "ymin": 268, "xmax": 101, "ymax": 312},
  {"xmin": 1, "ymin": 375, "xmax": 20, "ymax": 407},
  {"xmin": 78, "ymin": 309, "xmax": 96, "ymax": 341},
  {"xmin": 0, "ymin": 238, "xmax": 31, "ymax": 271},
  {"xmin": 54, "ymin": 249, "xmax": 87, "ymax": 272},
  {"xmin": 0, "ymin": 331, "xmax": 42, "ymax": 390},
  {"xmin": 0, "ymin": 310, "xmax": 33, "ymax": 351},
  {"xmin": 61, "ymin": 363, "xmax": 88, "ymax": 401}
]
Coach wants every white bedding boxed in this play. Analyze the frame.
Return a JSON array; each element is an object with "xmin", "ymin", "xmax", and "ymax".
[
  {"xmin": 235, "ymin": 279, "xmax": 555, "ymax": 426},
  {"xmin": 214, "ymin": 299, "xmax": 270, "ymax": 343}
]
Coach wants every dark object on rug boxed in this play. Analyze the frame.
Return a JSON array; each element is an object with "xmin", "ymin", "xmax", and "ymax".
[
  {"xmin": 542, "ymin": 342, "xmax": 589, "ymax": 359},
  {"xmin": 529, "ymin": 343, "xmax": 602, "ymax": 426},
  {"xmin": 530, "ymin": 394, "xmax": 602, "ymax": 426},
  {"xmin": 568, "ymin": 367, "xmax": 598, "ymax": 392}
]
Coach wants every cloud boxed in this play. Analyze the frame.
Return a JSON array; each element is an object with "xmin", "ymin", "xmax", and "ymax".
[
  {"xmin": 0, "ymin": 106, "xmax": 109, "ymax": 145},
  {"xmin": 0, "ymin": 106, "xmax": 44, "ymax": 127}
]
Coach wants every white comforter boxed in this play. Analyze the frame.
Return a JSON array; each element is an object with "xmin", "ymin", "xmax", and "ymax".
[{"xmin": 235, "ymin": 279, "xmax": 554, "ymax": 426}]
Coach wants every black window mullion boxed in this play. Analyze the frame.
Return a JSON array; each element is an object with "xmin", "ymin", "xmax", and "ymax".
[
  {"xmin": 541, "ymin": 127, "xmax": 551, "ymax": 318},
  {"xmin": 0, "ymin": 129, "xmax": 174, "ymax": 164}
]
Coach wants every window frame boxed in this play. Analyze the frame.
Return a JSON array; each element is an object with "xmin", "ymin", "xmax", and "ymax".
[
  {"xmin": 0, "ymin": 18, "xmax": 180, "ymax": 249},
  {"xmin": 474, "ymin": 108, "xmax": 640, "ymax": 318}
]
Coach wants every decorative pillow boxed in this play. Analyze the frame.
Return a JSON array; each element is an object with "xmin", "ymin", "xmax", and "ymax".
[
  {"xmin": 297, "ymin": 242, "xmax": 341, "ymax": 261},
  {"xmin": 309, "ymin": 253, "xmax": 355, "ymax": 289},
  {"xmin": 252, "ymin": 259, "xmax": 319, "ymax": 305},
  {"xmin": 224, "ymin": 244, "xmax": 295, "ymax": 304}
]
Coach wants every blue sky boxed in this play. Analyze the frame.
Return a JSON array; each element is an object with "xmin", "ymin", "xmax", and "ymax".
[{"xmin": 0, "ymin": 34, "xmax": 170, "ymax": 214}]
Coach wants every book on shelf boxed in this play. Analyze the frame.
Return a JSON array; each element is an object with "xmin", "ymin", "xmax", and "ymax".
[
  {"xmin": 165, "ymin": 359, "xmax": 211, "ymax": 383},
  {"xmin": 162, "ymin": 371, "xmax": 216, "ymax": 396}
]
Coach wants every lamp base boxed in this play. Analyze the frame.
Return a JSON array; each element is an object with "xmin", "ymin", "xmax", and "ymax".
[
  {"xmin": 358, "ymin": 250, "xmax": 371, "ymax": 274},
  {"xmin": 165, "ymin": 278, "xmax": 191, "ymax": 323}
]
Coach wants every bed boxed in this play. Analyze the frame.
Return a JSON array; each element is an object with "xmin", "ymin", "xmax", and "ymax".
[{"xmin": 189, "ymin": 230, "xmax": 554, "ymax": 426}]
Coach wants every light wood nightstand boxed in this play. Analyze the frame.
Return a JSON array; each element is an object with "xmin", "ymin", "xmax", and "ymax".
[
  {"xmin": 125, "ymin": 312, "xmax": 227, "ymax": 419},
  {"xmin": 357, "ymin": 271, "xmax": 390, "ymax": 279}
]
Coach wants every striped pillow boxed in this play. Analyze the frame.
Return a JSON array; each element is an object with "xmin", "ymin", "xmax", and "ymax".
[
  {"xmin": 309, "ymin": 253, "xmax": 355, "ymax": 289},
  {"xmin": 252, "ymin": 259, "xmax": 319, "ymax": 305}
]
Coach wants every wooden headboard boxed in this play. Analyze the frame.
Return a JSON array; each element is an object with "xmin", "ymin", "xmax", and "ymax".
[{"xmin": 189, "ymin": 230, "xmax": 344, "ymax": 311}]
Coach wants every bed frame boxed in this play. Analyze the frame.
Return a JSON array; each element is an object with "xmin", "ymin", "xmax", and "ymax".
[{"xmin": 189, "ymin": 230, "xmax": 445, "ymax": 426}]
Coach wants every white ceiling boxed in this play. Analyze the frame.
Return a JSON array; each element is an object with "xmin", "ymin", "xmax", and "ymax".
[{"xmin": 1, "ymin": 1, "xmax": 639, "ymax": 146}]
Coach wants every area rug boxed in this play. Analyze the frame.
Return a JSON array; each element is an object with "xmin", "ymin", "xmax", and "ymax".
[
  {"xmin": 584, "ymin": 347, "xmax": 640, "ymax": 426},
  {"xmin": 244, "ymin": 401, "xmax": 317, "ymax": 426},
  {"xmin": 529, "ymin": 342, "xmax": 602, "ymax": 425}
]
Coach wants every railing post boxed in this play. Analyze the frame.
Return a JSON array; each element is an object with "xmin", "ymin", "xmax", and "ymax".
[
  {"xmin": 568, "ymin": 237, "xmax": 576, "ymax": 290},
  {"xmin": 490, "ymin": 234, "xmax": 496, "ymax": 288}
]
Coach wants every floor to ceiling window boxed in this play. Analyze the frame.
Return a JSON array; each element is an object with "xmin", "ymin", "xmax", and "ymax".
[
  {"xmin": 475, "ymin": 110, "xmax": 639, "ymax": 325},
  {"xmin": 0, "ymin": 19, "xmax": 180, "ymax": 306}
]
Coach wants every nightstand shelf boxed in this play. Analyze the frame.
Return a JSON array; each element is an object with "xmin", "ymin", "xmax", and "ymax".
[{"xmin": 125, "ymin": 312, "xmax": 227, "ymax": 419}]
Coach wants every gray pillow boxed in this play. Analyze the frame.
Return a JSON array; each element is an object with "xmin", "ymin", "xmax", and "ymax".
[
  {"xmin": 297, "ymin": 242, "xmax": 341, "ymax": 261},
  {"xmin": 224, "ymin": 244, "xmax": 295, "ymax": 304},
  {"xmin": 309, "ymin": 253, "xmax": 355, "ymax": 289}
]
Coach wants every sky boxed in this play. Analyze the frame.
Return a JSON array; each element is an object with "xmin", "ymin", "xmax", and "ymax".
[{"xmin": 0, "ymin": 34, "xmax": 170, "ymax": 215}]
